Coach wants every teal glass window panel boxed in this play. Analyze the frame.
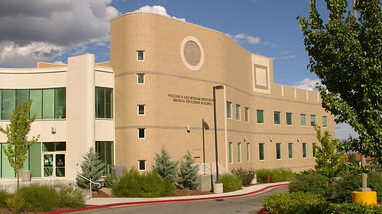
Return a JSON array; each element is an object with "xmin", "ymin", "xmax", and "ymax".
[
  {"xmin": 2, "ymin": 90, "xmax": 16, "ymax": 120},
  {"xmin": 300, "ymin": 114, "xmax": 306, "ymax": 126},
  {"xmin": 43, "ymin": 143, "xmax": 54, "ymax": 152},
  {"xmin": 30, "ymin": 89, "xmax": 42, "ymax": 119},
  {"xmin": 138, "ymin": 105, "xmax": 145, "ymax": 115},
  {"xmin": 43, "ymin": 89, "xmax": 54, "ymax": 119},
  {"xmin": 54, "ymin": 88, "xmax": 66, "ymax": 119},
  {"xmin": 30, "ymin": 143, "xmax": 41, "ymax": 177},
  {"xmin": 16, "ymin": 89, "xmax": 29, "ymax": 106},
  {"xmin": 276, "ymin": 143, "xmax": 281, "ymax": 159},
  {"xmin": 274, "ymin": 111, "xmax": 280, "ymax": 124},
  {"xmin": 303, "ymin": 143, "xmax": 307, "ymax": 158},
  {"xmin": 95, "ymin": 87, "xmax": 113, "ymax": 119},
  {"xmin": 236, "ymin": 104, "xmax": 240, "ymax": 120},
  {"xmin": 137, "ymin": 74, "xmax": 145, "ymax": 84},
  {"xmin": 286, "ymin": 113, "xmax": 292, "ymax": 125},
  {"xmin": 259, "ymin": 143, "xmax": 264, "ymax": 160},
  {"xmin": 311, "ymin": 115, "xmax": 316, "ymax": 126},
  {"xmin": 96, "ymin": 141, "xmax": 114, "ymax": 175},
  {"xmin": 257, "ymin": 110, "xmax": 264, "ymax": 123},
  {"xmin": 237, "ymin": 143, "xmax": 241, "ymax": 162},
  {"xmin": 313, "ymin": 143, "xmax": 317, "ymax": 157},
  {"xmin": 227, "ymin": 101, "xmax": 232, "ymax": 119},
  {"xmin": 323, "ymin": 116, "xmax": 327, "ymax": 127},
  {"xmin": 55, "ymin": 142, "xmax": 66, "ymax": 151},
  {"xmin": 228, "ymin": 142, "xmax": 233, "ymax": 163},
  {"xmin": 105, "ymin": 88, "xmax": 113, "ymax": 118},
  {"xmin": 288, "ymin": 143, "xmax": 293, "ymax": 158},
  {"xmin": 0, "ymin": 90, "xmax": 2, "ymax": 120},
  {"xmin": 1, "ymin": 144, "xmax": 15, "ymax": 177},
  {"xmin": 137, "ymin": 51, "xmax": 144, "ymax": 60},
  {"xmin": 245, "ymin": 107, "xmax": 249, "ymax": 122},
  {"xmin": 246, "ymin": 143, "xmax": 250, "ymax": 161}
]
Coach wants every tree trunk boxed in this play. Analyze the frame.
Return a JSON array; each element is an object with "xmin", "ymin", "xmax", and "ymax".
[{"xmin": 16, "ymin": 168, "xmax": 19, "ymax": 190}]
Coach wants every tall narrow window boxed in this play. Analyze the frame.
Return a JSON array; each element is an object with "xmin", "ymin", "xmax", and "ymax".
[
  {"xmin": 257, "ymin": 109, "xmax": 264, "ymax": 123},
  {"xmin": 2, "ymin": 90, "xmax": 15, "ymax": 120},
  {"xmin": 303, "ymin": 143, "xmax": 307, "ymax": 158},
  {"xmin": 16, "ymin": 89, "xmax": 29, "ymax": 106},
  {"xmin": 138, "ymin": 160, "xmax": 146, "ymax": 171},
  {"xmin": 137, "ymin": 50, "xmax": 144, "ymax": 61},
  {"xmin": 313, "ymin": 143, "xmax": 317, "ymax": 157},
  {"xmin": 274, "ymin": 111, "xmax": 280, "ymax": 124},
  {"xmin": 323, "ymin": 116, "xmax": 327, "ymax": 127},
  {"xmin": 288, "ymin": 143, "xmax": 293, "ymax": 158},
  {"xmin": 138, "ymin": 128, "xmax": 145, "ymax": 139},
  {"xmin": 43, "ymin": 89, "xmax": 54, "ymax": 119},
  {"xmin": 276, "ymin": 143, "xmax": 281, "ymax": 160},
  {"xmin": 286, "ymin": 112, "xmax": 292, "ymax": 125},
  {"xmin": 311, "ymin": 115, "xmax": 316, "ymax": 126},
  {"xmin": 300, "ymin": 114, "xmax": 306, "ymax": 126},
  {"xmin": 228, "ymin": 142, "xmax": 233, "ymax": 163},
  {"xmin": 138, "ymin": 105, "xmax": 145, "ymax": 115},
  {"xmin": 246, "ymin": 143, "xmax": 250, "ymax": 161},
  {"xmin": 95, "ymin": 87, "xmax": 113, "ymax": 119},
  {"xmin": 137, "ymin": 73, "xmax": 145, "ymax": 84},
  {"xmin": 245, "ymin": 107, "xmax": 249, "ymax": 122},
  {"xmin": 236, "ymin": 104, "xmax": 240, "ymax": 120},
  {"xmin": 259, "ymin": 143, "xmax": 265, "ymax": 160},
  {"xmin": 237, "ymin": 143, "xmax": 241, "ymax": 162},
  {"xmin": 227, "ymin": 101, "xmax": 232, "ymax": 119},
  {"xmin": 55, "ymin": 88, "xmax": 66, "ymax": 119},
  {"xmin": 96, "ymin": 141, "xmax": 114, "ymax": 175}
]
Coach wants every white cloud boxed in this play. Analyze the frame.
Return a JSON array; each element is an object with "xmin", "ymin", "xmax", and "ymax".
[
  {"xmin": 293, "ymin": 78, "xmax": 321, "ymax": 91},
  {"xmin": 0, "ymin": 0, "xmax": 119, "ymax": 67},
  {"xmin": 53, "ymin": 61, "xmax": 65, "ymax": 65},
  {"xmin": 135, "ymin": 5, "xmax": 185, "ymax": 21},
  {"xmin": 264, "ymin": 41, "xmax": 279, "ymax": 49},
  {"xmin": 227, "ymin": 33, "xmax": 261, "ymax": 45},
  {"xmin": 274, "ymin": 55, "xmax": 296, "ymax": 60}
]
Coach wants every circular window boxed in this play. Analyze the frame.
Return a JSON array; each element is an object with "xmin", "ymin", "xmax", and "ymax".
[{"xmin": 180, "ymin": 36, "xmax": 204, "ymax": 70}]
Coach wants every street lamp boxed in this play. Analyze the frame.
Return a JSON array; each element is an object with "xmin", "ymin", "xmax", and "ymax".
[{"xmin": 213, "ymin": 85, "xmax": 224, "ymax": 183}]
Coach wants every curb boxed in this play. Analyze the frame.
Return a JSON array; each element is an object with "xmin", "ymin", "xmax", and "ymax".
[{"xmin": 43, "ymin": 183, "xmax": 289, "ymax": 214}]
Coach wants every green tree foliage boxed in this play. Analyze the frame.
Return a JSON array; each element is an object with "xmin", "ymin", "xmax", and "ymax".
[
  {"xmin": 76, "ymin": 147, "xmax": 105, "ymax": 191},
  {"xmin": 0, "ymin": 101, "xmax": 39, "ymax": 190},
  {"xmin": 298, "ymin": 0, "xmax": 382, "ymax": 162},
  {"xmin": 314, "ymin": 125, "xmax": 345, "ymax": 180},
  {"xmin": 152, "ymin": 147, "xmax": 178, "ymax": 182},
  {"xmin": 178, "ymin": 150, "xmax": 200, "ymax": 190}
]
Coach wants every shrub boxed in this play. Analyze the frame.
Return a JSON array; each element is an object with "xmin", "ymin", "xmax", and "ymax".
[
  {"xmin": 220, "ymin": 174, "xmax": 242, "ymax": 192},
  {"xmin": 17, "ymin": 184, "xmax": 59, "ymax": 212},
  {"xmin": 256, "ymin": 168, "xmax": 294, "ymax": 183},
  {"xmin": 152, "ymin": 147, "xmax": 178, "ymax": 182},
  {"xmin": 55, "ymin": 184, "xmax": 85, "ymax": 208},
  {"xmin": 331, "ymin": 202, "xmax": 382, "ymax": 213},
  {"xmin": 5, "ymin": 194, "xmax": 24, "ymax": 213},
  {"xmin": 76, "ymin": 147, "xmax": 105, "ymax": 191},
  {"xmin": 103, "ymin": 173, "xmax": 117, "ymax": 188},
  {"xmin": 178, "ymin": 150, "xmax": 200, "ymax": 190},
  {"xmin": 0, "ymin": 188, "xmax": 9, "ymax": 208},
  {"xmin": 232, "ymin": 167, "xmax": 255, "ymax": 186},
  {"xmin": 112, "ymin": 168, "xmax": 175, "ymax": 197},
  {"xmin": 289, "ymin": 173, "xmax": 328, "ymax": 197}
]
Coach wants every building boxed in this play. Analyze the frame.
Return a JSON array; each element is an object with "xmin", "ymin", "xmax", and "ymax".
[{"xmin": 0, "ymin": 12, "xmax": 335, "ymax": 180}]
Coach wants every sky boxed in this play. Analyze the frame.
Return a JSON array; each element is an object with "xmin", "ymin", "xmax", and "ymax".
[{"xmin": 0, "ymin": 0, "xmax": 358, "ymax": 139}]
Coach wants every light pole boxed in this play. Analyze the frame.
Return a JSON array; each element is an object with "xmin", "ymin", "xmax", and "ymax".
[
  {"xmin": 213, "ymin": 85, "xmax": 224, "ymax": 183},
  {"xmin": 201, "ymin": 119, "xmax": 209, "ymax": 175}
]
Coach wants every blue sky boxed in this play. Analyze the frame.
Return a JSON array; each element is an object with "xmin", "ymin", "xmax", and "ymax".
[{"xmin": 0, "ymin": 0, "xmax": 358, "ymax": 139}]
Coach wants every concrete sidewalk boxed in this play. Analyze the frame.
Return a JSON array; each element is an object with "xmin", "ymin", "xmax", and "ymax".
[{"xmin": 86, "ymin": 181, "xmax": 290, "ymax": 206}]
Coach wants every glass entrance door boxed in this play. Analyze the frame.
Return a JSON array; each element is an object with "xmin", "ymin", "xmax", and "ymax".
[{"xmin": 43, "ymin": 153, "xmax": 65, "ymax": 177}]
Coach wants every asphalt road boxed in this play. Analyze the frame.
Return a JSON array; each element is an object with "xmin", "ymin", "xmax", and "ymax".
[{"xmin": 73, "ymin": 186, "xmax": 288, "ymax": 214}]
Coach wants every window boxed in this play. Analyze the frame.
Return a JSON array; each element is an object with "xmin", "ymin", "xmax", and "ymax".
[
  {"xmin": 257, "ymin": 109, "xmax": 264, "ymax": 123},
  {"xmin": 237, "ymin": 143, "xmax": 241, "ymax": 162},
  {"xmin": 2, "ymin": 90, "xmax": 16, "ymax": 120},
  {"xmin": 138, "ymin": 160, "xmax": 146, "ymax": 171},
  {"xmin": 313, "ymin": 143, "xmax": 317, "ymax": 157},
  {"xmin": 276, "ymin": 143, "xmax": 281, "ymax": 159},
  {"xmin": 138, "ymin": 128, "xmax": 145, "ymax": 139},
  {"xmin": 245, "ymin": 107, "xmax": 249, "ymax": 122},
  {"xmin": 228, "ymin": 142, "xmax": 233, "ymax": 163},
  {"xmin": 274, "ymin": 111, "xmax": 280, "ymax": 124},
  {"xmin": 227, "ymin": 101, "xmax": 232, "ymax": 119},
  {"xmin": 137, "ymin": 50, "xmax": 144, "ymax": 61},
  {"xmin": 138, "ymin": 105, "xmax": 145, "ymax": 115},
  {"xmin": 300, "ymin": 114, "xmax": 306, "ymax": 126},
  {"xmin": 95, "ymin": 87, "xmax": 113, "ymax": 119},
  {"xmin": 43, "ymin": 89, "xmax": 54, "ymax": 119},
  {"xmin": 303, "ymin": 143, "xmax": 307, "ymax": 158},
  {"xmin": 259, "ymin": 143, "xmax": 265, "ymax": 160},
  {"xmin": 246, "ymin": 143, "xmax": 250, "ymax": 162},
  {"xmin": 43, "ymin": 142, "xmax": 66, "ymax": 152},
  {"xmin": 288, "ymin": 143, "xmax": 293, "ymax": 158},
  {"xmin": 236, "ymin": 104, "xmax": 240, "ymax": 120},
  {"xmin": 311, "ymin": 115, "xmax": 316, "ymax": 126},
  {"xmin": 137, "ymin": 73, "xmax": 145, "ymax": 84},
  {"xmin": 96, "ymin": 141, "xmax": 114, "ymax": 175},
  {"xmin": 286, "ymin": 112, "xmax": 292, "ymax": 125},
  {"xmin": 323, "ymin": 116, "xmax": 327, "ymax": 127}
]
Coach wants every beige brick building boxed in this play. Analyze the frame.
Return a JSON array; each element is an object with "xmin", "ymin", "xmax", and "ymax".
[{"xmin": 0, "ymin": 12, "xmax": 334, "ymax": 180}]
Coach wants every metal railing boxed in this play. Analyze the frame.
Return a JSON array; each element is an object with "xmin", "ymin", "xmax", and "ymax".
[
  {"xmin": 197, "ymin": 163, "xmax": 232, "ymax": 175},
  {"xmin": 73, "ymin": 172, "xmax": 101, "ymax": 198}
]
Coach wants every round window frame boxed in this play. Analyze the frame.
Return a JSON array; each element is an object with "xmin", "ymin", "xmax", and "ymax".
[{"xmin": 180, "ymin": 36, "xmax": 204, "ymax": 71}]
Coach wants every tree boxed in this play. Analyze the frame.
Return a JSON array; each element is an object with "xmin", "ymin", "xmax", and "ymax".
[
  {"xmin": 0, "ymin": 101, "xmax": 39, "ymax": 190},
  {"xmin": 152, "ymin": 147, "xmax": 178, "ymax": 183},
  {"xmin": 314, "ymin": 125, "xmax": 345, "ymax": 180},
  {"xmin": 298, "ymin": 0, "xmax": 382, "ymax": 163},
  {"xmin": 178, "ymin": 150, "xmax": 200, "ymax": 190},
  {"xmin": 76, "ymin": 147, "xmax": 105, "ymax": 191}
]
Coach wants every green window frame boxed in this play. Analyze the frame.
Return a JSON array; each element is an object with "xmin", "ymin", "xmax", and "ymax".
[
  {"xmin": 228, "ymin": 142, "xmax": 233, "ymax": 163},
  {"xmin": 235, "ymin": 104, "xmax": 240, "ymax": 120},
  {"xmin": 227, "ymin": 101, "xmax": 232, "ymax": 119},
  {"xmin": 311, "ymin": 115, "xmax": 316, "ymax": 126},
  {"xmin": 300, "ymin": 114, "xmax": 306, "ymax": 126},
  {"xmin": 303, "ymin": 143, "xmax": 307, "ymax": 158},
  {"xmin": 323, "ymin": 116, "xmax": 327, "ymax": 127},
  {"xmin": 246, "ymin": 143, "xmax": 250, "ymax": 162},
  {"xmin": 286, "ymin": 112, "xmax": 292, "ymax": 125},
  {"xmin": 276, "ymin": 143, "xmax": 281, "ymax": 160},
  {"xmin": 259, "ymin": 143, "xmax": 265, "ymax": 160},
  {"xmin": 137, "ymin": 73, "xmax": 145, "ymax": 84},
  {"xmin": 95, "ymin": 87, "xmax": 113, "ymax": 119},
  {"xmin": 288, "ymin": 143, "xmax": 293, "ymax": 158},
  {"xmin": 274, "ymin": 111, "xmax": 280, "ymax": 124},
  {"xmin": 96, "ymin": 141, "xmax": 114, "ymax": 175},
  {"xmin": 257, "ymin": 109, "xmax": 264, "ymax": 123},
  {"xmin": 237, "ymin": 143, "xmax": 241, "ymax": 162},
  {"xmin": 245, "ymin": 107, "xmax": 249, "ymax": 122}
]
